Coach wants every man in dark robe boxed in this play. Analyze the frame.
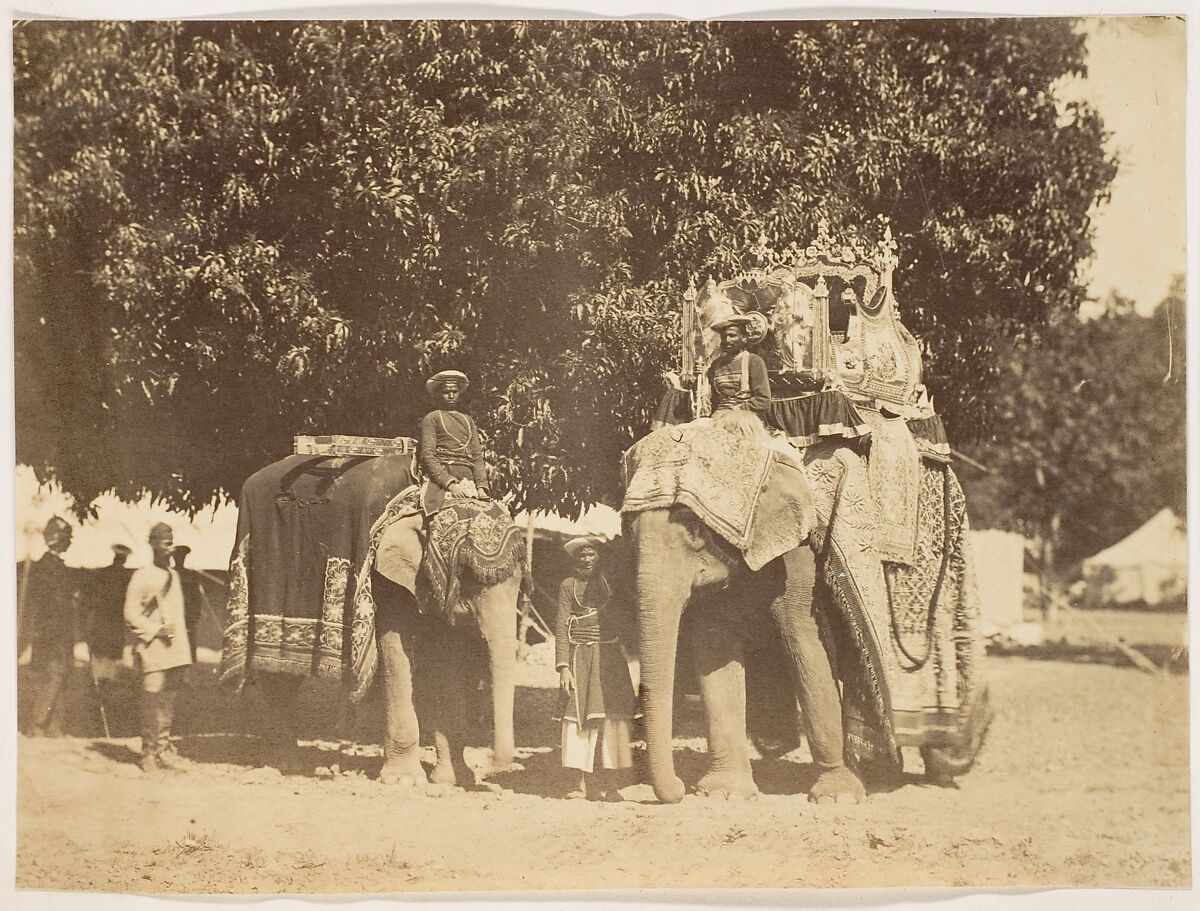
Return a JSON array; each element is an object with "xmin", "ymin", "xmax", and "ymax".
[
  {"xmin": 555, "ymin": 537, "xmax": 636, "ymax": 801},
  {"xmin": 173, "ymin": 545, "xmax": 207, "ymax": 663},
  {"xmin": 87, "ymin": 543, "xmax": 133, "ymax": 662},
  {"xmin": 24, "ymin": 517, "xmax": 81, "ymax": 736}
]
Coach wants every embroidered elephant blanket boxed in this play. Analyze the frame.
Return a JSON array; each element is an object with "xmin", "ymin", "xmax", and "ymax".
[
  {"xmin": 417, "ymin": 498, "xmax": 524, "ymax": 620},
  {"xmin": 219, "ymin": 453, "xmax": 417, "ymax": 702},
  {"xmin": 802, "ymin": 440, "xmax": 989, "ymax": 775},
  {"xmin": 861, "ymin": 409, "xmax": 922, "ymax": 566},
  {"xmin": 621, "ymin": 423, "xmax": 815, "ymax": 570}
]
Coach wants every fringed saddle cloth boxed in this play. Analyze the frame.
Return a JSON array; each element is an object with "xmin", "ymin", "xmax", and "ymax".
[
  {"xmin": 862, "ymin": 410, "xmax": 921, "ymax": 566},
  {"xmin": 622, "ymin": 422, "xmax": 814, "ymax": 570},
  {"xmin": 623, "ymin": 424, "xmax": 773, "ymax": 549},
  {"xmin": 418, "ymin": 499, "xmax": 525, "ymax": 619}
]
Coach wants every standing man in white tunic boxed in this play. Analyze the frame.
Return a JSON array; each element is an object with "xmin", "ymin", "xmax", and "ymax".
[{"xmin": 124, "ymin": 522, "xmax": 192, "ymax": 773}]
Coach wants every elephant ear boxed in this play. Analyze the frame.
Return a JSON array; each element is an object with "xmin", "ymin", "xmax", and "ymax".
[
  {"xmin": 374, "ymin": 515, "xmax": 422, "ymax": 599},
  {"xmin": 743, "ymin": 457, "xmax": 818, "ymax": 571}
]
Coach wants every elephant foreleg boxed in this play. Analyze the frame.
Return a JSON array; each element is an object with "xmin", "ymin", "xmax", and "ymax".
[
  {"xmin": 376, "ymin": 595, "xmax": 424, "ymax": 786},
  {"xmin": 244, "ymin": 672, "xmax": 306, "ymax": 773},
  {"xmin": 772, "ymin": 549, "xmax": 865, "ymax": 804},
  {"xmin": 691, "ymin": 605, "xmax": 758, "ymax": 799},
  {"xmin": 426, "ymin": 627, "xmax": 477, "ymax": 789}
]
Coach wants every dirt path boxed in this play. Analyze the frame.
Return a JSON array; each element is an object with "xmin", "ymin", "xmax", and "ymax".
[{"xmin": 16, "ymin": 647, "xmax": 1190, "ymax": 893}]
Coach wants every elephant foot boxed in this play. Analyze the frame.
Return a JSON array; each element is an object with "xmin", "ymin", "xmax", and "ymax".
[
  {"xmin": 430, "ymin": 759, "xmax": 477, "ymax": 789},
  {"xmin": 809, "ymin": 766, "xmax": 866, "ymax": 805},
  {"xmin": 697, "ymin": 769, "xmax": 759, "ymax": 801},
  {"xmin": 653, "ymin": 775, "xmax": 687, "ymax": 804},
  {"xmin": 379, "ymin": 757, "xmax": 425, "ymax": 787},
  {"xmin": 489, "ymin": 744, "xmax": 516, "ymax": 770}
]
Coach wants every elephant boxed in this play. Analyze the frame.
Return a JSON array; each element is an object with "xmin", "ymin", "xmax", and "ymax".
[
  {"xmin": 623, "ymin": 421, "xmax": 990, "ymax": 804},
  {"xmin": 626, "ymin": 505, "xmax": 866, "ymax": 806},
  {"xmin": 219, "ymin": 452, "xmax": 523, "ymax": 789},
  {"xmin": 622, "ymin": 422, "xmax": 867, "ymax": 804},
  {"xmin": 372, "ymin": 509, "xmax": 522, "ymax": 787}
]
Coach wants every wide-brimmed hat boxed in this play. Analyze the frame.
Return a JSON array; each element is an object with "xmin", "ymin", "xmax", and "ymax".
[
  {"xmin": 564, "ymin": 536, "xmax": 603, "ymax": 558},
  {"xmin": 709, "ymin": 313, "xmax": 752, "ymax": 332},
  {"xmin": 112, "ymin": 543, "xmax": 133, "ymax": 557},
  {"xmin": 426, "ymin": 370, "xmax": 470, "ymax": 395},
  {"xmin": 173, "ymin": 545, "xmax": 193, "ymax": 559}
]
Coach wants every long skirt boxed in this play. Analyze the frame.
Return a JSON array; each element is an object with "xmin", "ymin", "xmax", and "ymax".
[{"xmin": 561, "ymin": 717, "xmax": 633, "ymax": 773}]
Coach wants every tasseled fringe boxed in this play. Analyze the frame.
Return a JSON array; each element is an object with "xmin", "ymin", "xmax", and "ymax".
[{"xmin": 460, "ymin": 537, "xmax": 525, "ymax": 588}]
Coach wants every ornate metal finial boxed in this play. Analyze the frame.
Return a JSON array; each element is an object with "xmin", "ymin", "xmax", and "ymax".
[
  {"xmin": 794, "ymin": 217, "xmax": 866, "ymax": 267},
  {"xmin": 870, "ymin": 219, "xmax": 899, "ymax": 283},
  {"xmin": 684, "ymin": 275, "xmax": 698, "ymax": 303},
  {"xmin": 749, "ymin": 232, "xmax": 772, "ymax": 268}
]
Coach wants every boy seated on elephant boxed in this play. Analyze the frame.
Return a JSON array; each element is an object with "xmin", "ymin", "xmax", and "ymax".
[
  {"xmin": 556, "ymin": 536, "xmax": 637, "ymax": 801},
  {"xmin": 707, "ymin": 313, "xmax": 772, "ymax": 423},
  {"xmin": 418, "ymin": 370, "xmax": 491, "ymax": 515}
]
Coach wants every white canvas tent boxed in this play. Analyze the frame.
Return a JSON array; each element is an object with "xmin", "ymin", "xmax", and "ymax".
[
  {"xmin": 512, "ymin": 504, "xmax": 622, "ymax": 541},
  {"xmin": 1081, "ymin": 508, "xmax": 1188, "ymax": 607},
  {"xmin": 16, "ymin": 463, "xmax": 621, "ymax": 572},
  {"xmin": 967, "ymin": 529, "xmax": 1029, "ymax": 636},
  {"xmin": 15, "ymin": 466, "xmax": 238, "ymax": 571}
]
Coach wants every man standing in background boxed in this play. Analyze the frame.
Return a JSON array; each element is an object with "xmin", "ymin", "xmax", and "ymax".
[
  {"xmin": 172, "ymin": 544, "xmax": 207, "ymax": 664},
  {"xmin": 124, "ymin": 523, "xmax": 193, "ymax": 773},
  {"xmin": 87, "ymin": 543, "xmax": 134, "ymax": 667},
  {"xmin": 23, "ymin": 516, "xmax": 81, "ymax": 737}
]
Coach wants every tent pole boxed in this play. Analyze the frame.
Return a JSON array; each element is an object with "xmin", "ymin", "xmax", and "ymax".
[
  {"xmin": 517, "ymin": 513, "xmax": 536, "ymax": 649},
  {"xmin": 1036, "ymin": 585, "xmax": 1164, "ymax": 675}
]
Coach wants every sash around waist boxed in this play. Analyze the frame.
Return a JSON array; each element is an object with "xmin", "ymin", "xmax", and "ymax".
[{"xmin": 566, "ymin": 612, "xmax": 619, "ymax": 646}]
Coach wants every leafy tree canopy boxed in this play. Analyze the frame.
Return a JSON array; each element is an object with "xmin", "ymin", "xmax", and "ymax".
[
  {"xmin": 15, "ymin": 19, "xmax": 1115, "ymax": 515},
  {"xmin": 960, "ymin": 279, "xmax": 1187, "ymax": 569}
]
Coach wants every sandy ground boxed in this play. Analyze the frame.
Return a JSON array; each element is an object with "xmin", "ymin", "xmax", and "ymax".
[{"xmin": 15, "ymin": 611, "xmax": 1192, "ymax": 894}]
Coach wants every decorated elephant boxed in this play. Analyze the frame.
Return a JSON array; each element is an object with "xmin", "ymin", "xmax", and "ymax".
[
  {"xmin": 621, "ymin": 421, "xmax": 989, "ymax": 804},
  {"xmin": 219, "ymin": 447, "xmax": 524, "ymax": 788}
]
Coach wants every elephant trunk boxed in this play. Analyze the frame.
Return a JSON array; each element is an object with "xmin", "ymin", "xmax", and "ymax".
[
  {"xmin": 478, "ymin": 573, "xmax": 519, "ymax": 768},
  {"xmin": 635, "ymin": 553, "xmax": 690, "ymax": 804}
]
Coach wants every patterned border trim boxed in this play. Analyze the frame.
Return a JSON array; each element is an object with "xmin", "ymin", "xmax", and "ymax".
[
  {"xmin": 218, "ymin": 534, "xmax": 251, "ymax": 689},
  {"xmin": 345, "ymin": 484, "xmax": 426, "ymax": 702},
  {"xmin": 807, "ymin": 455, "xmax": 900, "ymax": 770},
  {"xmin": 785, "ymin": 422, "xmax": 872, "ymax": 448},
  {"xmin": 220, "ymin": 548, "xmax": 360, "ymax": 690}
]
